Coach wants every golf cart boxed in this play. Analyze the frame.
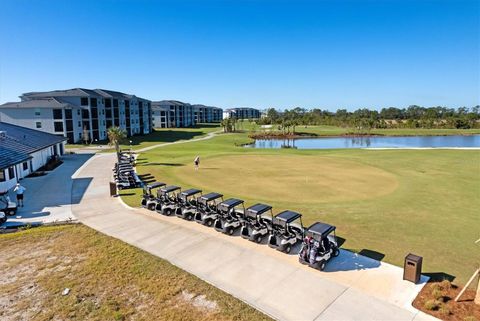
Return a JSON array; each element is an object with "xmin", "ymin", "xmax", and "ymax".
[
  {"xmin": 268, "ymin": 210, "xmax": 304, "ymax": 253},
  {"xmin": 176, "ymin": 188, "xmax": 202, "ymax": 220},
  {"xmin": 0, "ymin": 211, "xmax": 6, "ymax": 225},
  {"xmin": 194, "ymin": 192, "xmax": 223, "ymax": 227},
  {"xmin": 141, "ymin": 182, "xmax": 166, "ymax": 210},
  {"xmin": 0, "ymin": 191, "xmax": 17, "ymax": 216},
  {"xmin": 299, "ymin": 222, "xmax": 340, "ymax": 271},
  {"xmin": 155, "ymin": 185, "xmax": 181, "ymax": 216},
  {"xmin": 240, "ymin": 203, "xmax": 273, "ymax": 243},
  {"xmin": 214, "ymin": 198, "xmax": 245, "ymax": 235}
]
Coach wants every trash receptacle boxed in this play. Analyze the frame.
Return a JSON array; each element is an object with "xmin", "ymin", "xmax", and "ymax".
[
  {"xmin": 403, "ymin": 253, "xmax": 422, "ymax": 284},
  {"xmin": 109, "ymin": 182, "xmax": 117, "ymax": 197}
]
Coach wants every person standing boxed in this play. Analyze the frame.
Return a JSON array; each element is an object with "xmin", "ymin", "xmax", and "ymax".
[
  {"xmin": 13, "ymin": 183, "xmax": 26, "ymax": 207},
  {"xmin": 194, "ymin": 156, "xmax": 200, "ymax": 170}
]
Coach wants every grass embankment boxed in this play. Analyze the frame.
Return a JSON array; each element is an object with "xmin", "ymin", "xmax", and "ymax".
[
  {"xmin": 120, "ymin": 131, "xmax": 480, "ymax": 285},
  {"xmin": 0, "ymin": 224, "xmax": 271, "ymax": 321},
  {"xmin": 65, "ymin": 124, "xmax": 221, "ymax": 151},
  {"xmin": 240, "ymin": 123, "xmax": 480, "ymax": 137}
]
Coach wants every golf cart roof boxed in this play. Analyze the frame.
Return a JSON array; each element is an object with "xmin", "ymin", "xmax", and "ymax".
[
  {"xmin": 200, "ymin": 192, "xmax": 223, "ymax": 202},
  {"xmin": 246, "ymin": 203, "xmax": 272, "ymax": 216},
  {"xmin": 306, "ymin": 222, "xmax": 335, "ymax": 238},
  {"xmin": 274, "ymin": 210, "xmax": 302, "ymax": 223},
  {"xmin": 0, "ymin": 191, "xmax": 8, "ymax": 196},
  {"xmin": 147, "ymin": 182, "xmax": 166, "ymax": 189},
  {"xmin": 160, "ymin": 185, "xmax": 181, "ymax": 193},
  {"xmin": 180, "ymin": 188, "xmax": 202, "ymax": 197},
  {"xmin": 218, "ymin": 198, "xmax": 244, "ymax": 210}
]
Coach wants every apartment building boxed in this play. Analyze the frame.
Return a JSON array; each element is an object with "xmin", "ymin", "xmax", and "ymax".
[
  {"xmin": 0, "ymin": 88, "xmax": 152, "ymax": 143},
  {"xmin": 151, "ymin": 100, "xmax": 195, "ymax": 128},
  {"xmin": 192, "ymin": 105, "xmax": 223, "ymax": 123},
  {"xmin": 223, "ymin": 107, "xmax": 261, "ymax": 120}
]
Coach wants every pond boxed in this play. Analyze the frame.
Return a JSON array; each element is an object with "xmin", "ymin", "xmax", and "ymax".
[{"xmin": 245, "ymin": 135, "xmax": 480, "ymax": 149}]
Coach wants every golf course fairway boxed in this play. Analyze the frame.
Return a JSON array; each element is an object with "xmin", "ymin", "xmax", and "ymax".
[{"xmin": 121, "ymin": 131, "xmax": 480, "ymax": 285}]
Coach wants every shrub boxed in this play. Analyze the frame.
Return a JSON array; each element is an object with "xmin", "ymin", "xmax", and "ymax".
[
  {"xmin": 439, "ymin": 280, "xmax": 452, "ymax": 291},
  {"xmin": 432, "ymin": 288, "xmax": 444, "ymax": 301},
  {"xmin": 424, "ymin": 299, "xmax": 439, "ymax": 311},
  {"xmin": 438, "ymin": 305, "xmax": 451, "ymax": 317}
]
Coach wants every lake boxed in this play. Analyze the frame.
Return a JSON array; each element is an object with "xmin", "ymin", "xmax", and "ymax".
[{"xmin": 246, "ymin": 135, "xmax": 480, "ymax": 149}]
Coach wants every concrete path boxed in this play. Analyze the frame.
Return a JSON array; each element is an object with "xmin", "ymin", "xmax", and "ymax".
[
  {"xmin": 71, "ymin": 153, "xmax": 437, "ymax": 321},
  {"xmin": 4, "ymin": 154, "xmax": 94, "ymax": 227}
]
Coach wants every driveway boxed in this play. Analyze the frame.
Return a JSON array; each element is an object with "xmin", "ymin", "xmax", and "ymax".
[
  {"xmin": 4, "ymin": 153, "xmax": 94, "ymax": 227},
  {"xmin": 71, "ymin": 153, "xmax": 437, "ymax": 321}
]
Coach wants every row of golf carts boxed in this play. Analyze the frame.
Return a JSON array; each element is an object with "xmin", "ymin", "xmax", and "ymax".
[
  {"xmin": 141, "ymin": 183, "xmax": 340, "ymax": 271},
  {"xmin": 113, "ymin": 152, "xmax": 142, "ymax": 190}
]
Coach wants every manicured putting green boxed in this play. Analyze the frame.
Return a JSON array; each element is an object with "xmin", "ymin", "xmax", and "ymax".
[{"xmin": 173, "ymin": 154, "xmax": 398, "ymax": 203}]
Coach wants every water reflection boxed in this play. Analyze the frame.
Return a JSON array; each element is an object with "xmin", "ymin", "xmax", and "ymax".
[{"xmin": 246, "ymin": 135, "xmax": 480, "ymax": 149}]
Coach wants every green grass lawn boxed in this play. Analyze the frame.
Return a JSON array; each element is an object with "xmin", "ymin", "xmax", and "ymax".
[
  {"xmin": 121, "ymin": 131, "xmax": 480, "ymax": 285},
  {"xmin": 65, "ymin": 124, "xmax": 221, "ymax": 151},
  {"xmin": 0, "ymin": 224, "xmax": 270, "ymax": 321}
]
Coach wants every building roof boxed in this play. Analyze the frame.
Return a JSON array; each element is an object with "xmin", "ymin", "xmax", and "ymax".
[
  {"xmin": 94, "ymin": 89, "xmax": 134, "ymax": 100},
  {"xmin": 0, "ymin": 98, "xmax": 70, "ymax": 109},
  {"xmin": 21, "ymin": 88, "xmax": 100, "ymax": 99},
  {"xmin": 152, "ymin": 100, "xmax": 189, "ymax": 107},
  {"xmin": 0, "ymin": 122, "xmax": 67, "ymax": 169}
]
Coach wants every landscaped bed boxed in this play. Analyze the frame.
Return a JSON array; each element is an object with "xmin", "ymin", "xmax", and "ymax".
[
  {"xmin": 413, "ymin": 280, "xmax": 480, "ymax": 321},
  {"xmin": 0, "ymin": 224, "xmax": 271, "ymax": 321}
]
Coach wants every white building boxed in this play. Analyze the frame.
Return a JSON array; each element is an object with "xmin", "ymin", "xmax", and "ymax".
[
  {"xmin": 151, "ymin": 100, "xmax": 195, "ymax": 128},
  {"xmin": 0, "ymin": 122, "xmax": 66, "ymax": 192},
  {"xmin": 192, "ymin": 104, "xmax": 223, "ymax": 123},
  {"xmin": 0, "ymin": 88, "xmax": 152, "ymax": 143},
  {"xmin": 223, "ymin": 107, "xmax": 261, "ymax": 120}
]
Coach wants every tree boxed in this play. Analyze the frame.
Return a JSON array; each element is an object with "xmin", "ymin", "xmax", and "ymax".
[{"xmin": 107, "ymin": 126, "xmax": 127, "ymax": 153}]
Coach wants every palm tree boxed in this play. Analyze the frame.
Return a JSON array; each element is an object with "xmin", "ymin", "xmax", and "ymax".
[{"xmin": 107, "ymin": 126, "xmax": 127, "ymax": 153}]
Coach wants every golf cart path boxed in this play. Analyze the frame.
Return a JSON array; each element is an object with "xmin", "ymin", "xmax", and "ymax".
[{"xmin": 72, "ymin": 153, "xmax": 437, "ymax": 321}]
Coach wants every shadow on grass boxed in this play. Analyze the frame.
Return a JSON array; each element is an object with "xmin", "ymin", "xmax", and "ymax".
[
  {"xmin": 424, "ymin": 272, "xmax": 456, "ymax": 283},
  {"xmin": 126, "ymin": 130, "xmax": 207, "ymax": 146},
  {"xmin": 119, "ymin": 192, "xmax": 136, "ymax": 196},
  {"xmin": 358, "ymin": 249, "xmax": 385, "ymax": 262},
  {"xmin": 145, "ymin": 163, "xmax": 185, "ymax": 167}
]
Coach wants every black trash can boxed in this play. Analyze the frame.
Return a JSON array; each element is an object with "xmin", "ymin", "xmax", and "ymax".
[
  {"xmin": 403, "ymin": 253, "xmax": 422, "ymax": 284},
  {"xmin": 109, "ymin": 182, "xmax": 117, "ymax": 197}
]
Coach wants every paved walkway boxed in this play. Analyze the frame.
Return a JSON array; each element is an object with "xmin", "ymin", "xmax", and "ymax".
[
  {"xmin": 71, "ymin": 153, "xmax": 437, "ymax": 321},
  {"xmin": 4, "ymin": 153, "xmax": 94, "ymax": 227}
]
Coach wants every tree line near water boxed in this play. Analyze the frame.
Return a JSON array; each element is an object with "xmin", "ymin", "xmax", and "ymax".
[{"xmin": 255, "ymin": 105, "xmax": 480, "ymax": 134}]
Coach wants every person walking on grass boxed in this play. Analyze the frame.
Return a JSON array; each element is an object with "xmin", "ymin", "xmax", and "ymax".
[
  {"xmin": 194, "ymin": 156, "xmax": 200, "ymax": 170},
  {"xmin": 13, "ymin": 183, "xmax": 26, "ymax": 207}
]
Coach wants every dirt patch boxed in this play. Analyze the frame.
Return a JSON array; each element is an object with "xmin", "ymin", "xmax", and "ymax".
[
  {"xmin": 413, "ymin": 281, "xmax": 480, "ymax": 321},
  {"xmin": 180, "ymin": 290, "xmax": 218, "ymax": 312}
]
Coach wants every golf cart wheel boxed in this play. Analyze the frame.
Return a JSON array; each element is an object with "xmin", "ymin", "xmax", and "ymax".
[
  {"xmin": 118, "ymin": 186, "xmax": 123, "ymax": 190},
  {"xmin": 255, "ymin": 235, "xmax": 263, "ymax": 243},
  {"xmin": 333, "ymin": 247, "xmax": 340, "ymax": 257},
  {"xmin": 187, "ymin": 214, "xmax": 193, "ymax": 221},
  {"xmin": 284, "ymin": 245, "xmax": 292, "ymax": 254},
  {"xmin": 227, "ymin": 227, "xmax": 234, "ymax": 235},
  {"xmin": 319, "ymin": 260, "xmax": 326, "ymax": 271},
  {"xmin": 205, "ymin": 219, "xmax": 213, "ymax": 227},
  {"xmin": 164, "ymin": 209, "xmax": 172, "ymax": 216}
]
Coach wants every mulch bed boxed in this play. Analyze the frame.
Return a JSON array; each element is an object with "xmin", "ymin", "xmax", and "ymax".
[{"xmin": 413, "ymin": 281, "xmax": 479, "ymax": 321}]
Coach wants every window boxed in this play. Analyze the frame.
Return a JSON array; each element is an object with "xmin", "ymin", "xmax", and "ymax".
[
  {"xmin": 23, "ymin": 162, "xmax": 28, "ymax": 170},
  {"xmin": 53, "ymin": 109, "xmax": 63, "ymax": 119},
  {"xmin": 82, "ymin": 110, "xmax": 90, "ymax": 118},
  {"xmin": 34, "ymin": 108, "xmax": 41, "ymax": 116},
  {"xmin": 105, "ymin": 99, "xmax": 112, "ymax": 108},
  {"xmin": 79, "ymin": 133, "xmax": 82, "ymax": 139},
  {"xmin": 54, "ymin": 122, "xmax": 64, "ymax": 132},
  {"xmin": 65, "ymin": 109, "xmax": 72, "ymax": 119},
  {"xmin": 81, "ymin": 97, "xmax": 89, "ymax": 106},
  {"xmin": 77, "ymin": 109, "xmax": 81, "ymax": 115},
  {"xmin": 0, "ymin": 170, "xmax": 5, "ymax": 181},
  {"xmin": 36, "ymin": 122, "xmax": 42, "ymax": 128},
  {"xmin": 113, "ymin": 99, "xmax": 118, "ymax": 107},
  {"xmin": 78, "ymin": 121, "xmax": 81, "ymax": 127},
  {"xmin": 8, "ymin": 167, "xmax": 15, "ymax": 180},
  {"xmin": 90, "ymin": 98, "xmax": 97, "ymax": 107}
]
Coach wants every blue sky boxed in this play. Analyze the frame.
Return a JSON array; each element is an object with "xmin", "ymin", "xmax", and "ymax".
[{"xmin": 0, "ymin": 0, "xmax": 478, "ymax": 110}]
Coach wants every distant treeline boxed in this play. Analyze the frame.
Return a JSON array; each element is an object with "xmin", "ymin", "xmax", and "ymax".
[{"xmin": 258, "ymin": 105, "xmax": 480, "ymax": 131}]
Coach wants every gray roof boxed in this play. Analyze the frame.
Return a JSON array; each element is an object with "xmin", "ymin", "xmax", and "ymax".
[
  {"xmin": 0, "ymin": 98, "xmax": 70, "ymax": 109},
  {"xmin": 0, "ymin": 122, "xmax": 67, "ymax": 169},
  {"xmin": 21, "ymin": 88, "xmax": 101, "ymax": 99},
  {"xmin": 152, "ymin": 100, "xmax": 189, "ymax": 107},
  {"xmin": 94, "ymin": 89, "xmax": 133, "ymax": 99}
]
